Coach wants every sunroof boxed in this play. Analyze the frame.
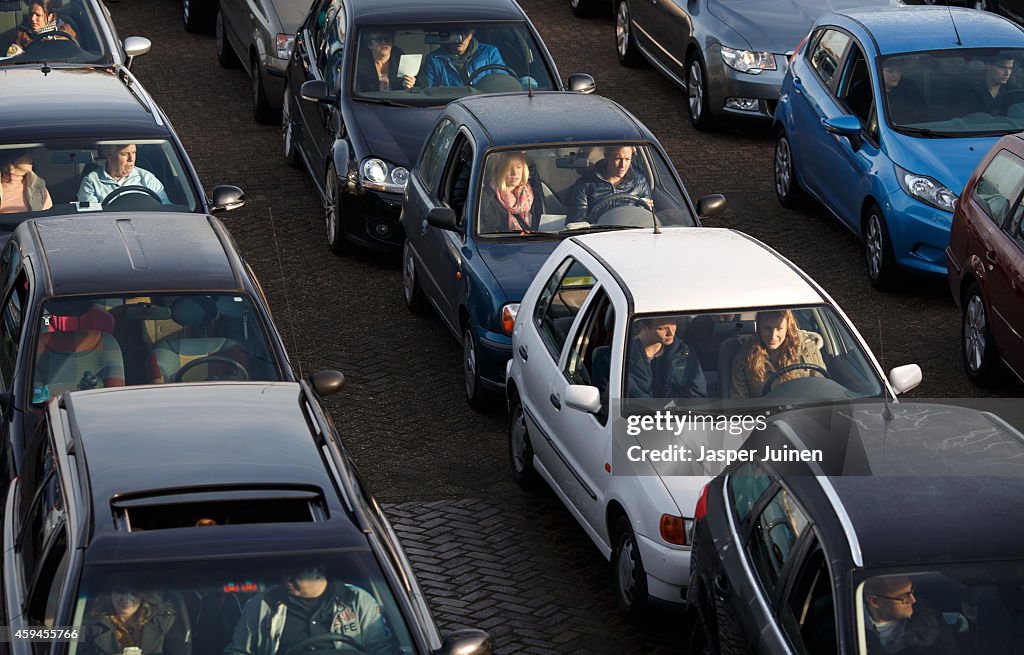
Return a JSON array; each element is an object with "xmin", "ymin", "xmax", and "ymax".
[{"xmin": 111, "ymin": 488, "xmax": 328, "ymax": 531}]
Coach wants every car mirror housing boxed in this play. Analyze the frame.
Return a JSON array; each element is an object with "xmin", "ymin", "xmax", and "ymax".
[
  {"xmin": 696, "ymin": 194, "xmax": 727, "ymax": 219},
  {"xmin": 123, "ymin": 36, "xmax": 151, "ymax": 69},
  {"xmin": 427, "ymin": 207, "xmax": 459, "ymax": 232},
  {"xmin": 310, "ymin": 369, "xmax": 345, "ymax": 397},
  {"xmin": 823, "ymin": 115, "xmax": 863, "ymax": 149},
  {"xmin": 568, "ymin": 73, "xmax": 597, "ymax": 94},
  {"xmin": 210, "ymin": 185, "xmax": 245, "ymax": 213},
  {"xmin": 888, "ymin": 363, "xmax": 922, "ymax": 395},
  {"xmin": 434, "ymin": 629, "xmax": 492, "ymax": 655},
  {"xmin": 565, "ymin": 384, "xmax": 602, "ymax": 414},
  {"xmin": 300, "ymin": 79, "xmax": 336, "ymax": 106}
]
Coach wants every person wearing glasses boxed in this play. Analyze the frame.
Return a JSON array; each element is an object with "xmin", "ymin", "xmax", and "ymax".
[
  {"xmin": 863, "ymin": 576, "xmax": 959, "ymax": 655},
  {"xmin": 355, "ymin": 29, "xmax": 415, "ymax": 92},
  {"xmin": 225, "ymin": 563, "xmax": 398, "ymax": 655}
]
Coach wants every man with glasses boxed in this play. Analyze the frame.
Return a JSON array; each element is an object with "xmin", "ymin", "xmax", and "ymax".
[{"xmin": 863, "ymin": 576, "xmax": 959, "ymax": 654}]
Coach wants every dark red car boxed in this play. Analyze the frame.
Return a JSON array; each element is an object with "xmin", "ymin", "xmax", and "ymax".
[{"xmin": 947, "ymin": 133, "xmax": 1024, "ymax": 386}]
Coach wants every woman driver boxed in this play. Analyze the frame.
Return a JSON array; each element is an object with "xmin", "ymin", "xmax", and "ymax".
[{"xmin": 730, "ymin": 309, "xmax": 826, "ymax": 398}]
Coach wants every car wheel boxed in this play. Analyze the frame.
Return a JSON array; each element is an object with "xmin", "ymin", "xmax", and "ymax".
[
  {"xmin": 215, "ymin": 7, "xmax": 239, "ymax": 68},
  {"xmin": 183, "ymin": 0, "xmax": 209, "ymax": 33},
  {"xmin": 612, "ymin": 515, "xmax": 648, "ymax": 621},
  {"xmin": 615, "ymin": 1, "xmax": 644, "ymax": 68},
  {"xmin": 282, "ymin": 86, "xmax": 300, "ymax": 168},
  {"xmin": 864, "ymin": 204, "xmax": 898, "ymax": 291},
  {"xmin": 463, "ymin": 326, "xmax": 491, "ymax": 412},
  {"xmin": 774, "ymin": 130, "xmax": 805, "ymax": 208},
  {"xmin": 570, "ymin": 0, "xmax": 598, "ymax": 17},
  {"xmin": 687, "ymin": 53, "xmax": 716, "ymax": 131},
  {"xmin": 325, "ymin": 165, "xmax": 351, "ymax": 255},
  {"xmin": 252, "ymin": 55, "xmax": 276, "ymax": 125},
  {"xmin": 508, "ymin": 394, "xmax": 540, "ymax": 489},
  {"xmin": 962, "ymin": 283, "xmax": 1002, "ymax": 386},
  {"xmin": 402, "ymin": 240, "xmax": 429, "ymax": 315}
]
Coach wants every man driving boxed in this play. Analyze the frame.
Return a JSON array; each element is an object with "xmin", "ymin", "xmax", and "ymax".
[
  {"xmin": 566, "ymin": 145, "xmax": 652, "ymax": 223},
  {"xmin": 78, "ymin": 143, "xmax": 169, "ymax": 206},
  {"xmin": 421, "ymin": 27, "xmax": 507, "ymax": 87}
]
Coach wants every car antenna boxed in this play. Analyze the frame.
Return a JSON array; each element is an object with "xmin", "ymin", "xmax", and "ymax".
[
  {"xmin": 947, "ymin": 3, "xmax": 963, "ymax": 46},
  {"xmin": 267, "ymin": 207, "xmax": 305, "ymax": 381},
  {"xmin": 878, "ymin": 318, "xmax": 894, "ymax": 421}
]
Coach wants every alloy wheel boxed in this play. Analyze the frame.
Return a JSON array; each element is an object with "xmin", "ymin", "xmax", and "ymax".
[
  {"xmin": 282, "ymin": 88, "xmax": 294, "ymax": 160},
  {"xmin": 464, "ymin": 329, "xmax": 478, "ymax": 401},
  {"xmin": 615, "ymin": 2, "xmax": 630, "ymax": 59},
  {"xmin": 775, "ymin": 137, "xmax": 792, "ymax": 199},
  {"xmin": 402, "ymin": 244, "xmax": 416, "ymax": 305},
  {"xmin": 964, "ymin": 294, "xmax": 988, "ymax": 374},
  {"xmin": 325, "ymin": 173, "xmax": 339, "ymax": 247},
  {"xmin": 688, "ymin": 60, "xmax": 705, "ymax": 122},
  {"xmin": 865, "ymin": 213, "xmax": 884, "ymax": 281}
]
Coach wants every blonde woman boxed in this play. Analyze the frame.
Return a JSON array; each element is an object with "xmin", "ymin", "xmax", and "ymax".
[
  {"xmin": 730, "ymin": 309, "xmax": 826, "ymax": 398},
  {"xmin": 0, "ymin": 149, "xmax": 52, "ymax": 213},
  {"xmin": 480, "ymin": 151, "xmax": 534, "ymax": 233}
]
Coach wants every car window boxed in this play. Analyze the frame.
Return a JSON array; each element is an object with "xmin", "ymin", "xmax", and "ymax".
[
  {"xmin": 727, "ymin": 461, "xmax": 773, "ymax": 523},
  {"xmin": 419, "ymin": 118, "xmax": 457, "ymax": 192},
  {"xmin": 0, "ymin": 0, "xmax": 111, "ymax": 66},
  {"xmin": 307, "ymin": 0, "xmax": 335, "ymax": 56},
  {"xmin": 0, "ymin": 269, "xmax": 27, "ymax": 390},
  {"xmin": 745, "ymin": 487, "xmax": 808, "ymax": 597},
  {"xmin": 320, "ymin": 1, "xmax": 346, "ymax": 92},
  {"xmin": 0, "ymin": 240, "xmax": 21, "ymax": 293},
  {"xmin": 780, "ymin": 547, "xmax": 835, "ymax": 655},
  {"xmin": 534, "ymin": 257, "xmax": 596, "ymax": 361},
  {"xmin": 838, "ymin": 45, "xmax": 875, "ymax": 137},
  {"xmin": 810, "ymin": 29, "xmax": 850, "ymax": 89},
  {"xmin": 974, "ymin": 149, "xmax": 1024, "ymax": 227},
  {"xmin": 439, "ymin": 134, "xmax": 473, "ymax": 224},
  {"xmin": 18, "ymin": 434, "xmax": 64, "ymax": 583},
  {"xmin": 564, "ymin": 290, "xmax": 613, "ymax": 423},
  {"xmin": 27, "ymin": 529, "xmax": 70, "ymax": 631}
]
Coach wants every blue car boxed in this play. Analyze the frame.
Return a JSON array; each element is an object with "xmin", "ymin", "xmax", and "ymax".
[
  {"xmin": 774, "ymin": 6, "xmax": 1024, "ymax": 290},
  {"xmin": 401, "ymin": 92, "xmax": 723, "ymax": 409}
]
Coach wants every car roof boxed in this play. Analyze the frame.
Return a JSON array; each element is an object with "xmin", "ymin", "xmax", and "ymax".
[
  {"xmin": 0, "ymin": 68, "xmax": 165, "ymax": 143},
  {"xmin": 452, "ymin": 92, "xmax": 648, "ymax": 148},
  {"xmin": 22, "ymin": 213, "xmax": 243, "ymax": 296},
  {"xmin": 350, "ymin": 0, "xmax": 528, "ymax": 24},
  {"xmin": 569, "ymin": 228, "xmax": 823, "ymax": 314},
  {"xmin": 836, "ymin": 6, "xmax": 1024, "ymax": 55}
]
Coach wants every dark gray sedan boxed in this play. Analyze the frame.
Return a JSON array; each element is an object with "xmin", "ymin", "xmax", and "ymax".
[{"xmin": 614, "ymin": 0, "xmax": 897, "ymax": 130}]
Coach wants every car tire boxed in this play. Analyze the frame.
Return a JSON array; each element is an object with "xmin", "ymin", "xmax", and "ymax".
[
  {"xmin": 570, "ymin": 0, "xmax": 599, "ymax": 17},
  {"xmin": 282, "ymin": 86, "xmax": 300, "ymax": 168},
  {"xmin": 183, "ymin": 0, "xmax": 210, "ymax": 33},
  {"xmin": 615, "ymin": 1, "xmax": 644, "ymax": 68},
  {"xmin": 612, "ymin": 515, "xmax": 649, "ymax": 622},
  {"xmin": 215, "ymin": 7, "xmax": 239, "ymax": 69},
  {"xmin": 508, "ymin": 394, "xmax": 540, "ymax": 489},
  {"xmin": 687, "ymin": 613, "xmax": 716, "ymax": 655},
  {"xmin": 774, "ymin": 130, "xmax": 806, "ymax": 208},
  {"xmin": 863, "ymin": 203, "xmax": 898, "ymax": 291},
  {"xmin": 252, "ymin": 55, "xmax": 276, "ymax": 125},
  {"xmin": 463, "ymin": 326, "xmax": 492, "ymax": 412},
  {"xmin": 687, "ymin": 53, "xmax": 716, "ymax": 131},
  {"xmin": 962, "ymin": 283, "xmax": 1002, "ymax": 386},
  {"xmin": 402, "ymin": 240, "xmax": 429, "ymax": 315},
  {"xmin": 325, "ymin": 165, "xmax": 351, "ymax": 255}
]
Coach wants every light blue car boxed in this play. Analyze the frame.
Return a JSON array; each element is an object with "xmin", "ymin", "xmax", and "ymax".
[{"xmin": 774, "ymin": 6, "xmax": 1024, "ymax": 290}]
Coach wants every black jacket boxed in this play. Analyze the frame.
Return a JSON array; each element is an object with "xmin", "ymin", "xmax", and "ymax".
[
  {"xmin": 354, "ymin": 46, "xmax": 407, "ymax": 92},
  {"xmin": 864, "ymin": 604, "xmax": 960, "ymax": 655},
  {"xmin": 566, "ymin": 163, "xmax": 652, "ymax": 222},
  {"xmin": 79, "ymin": 601, "xmax": 186, "ymax": 655},
  {"xmin": 623, "ymin": 337, "xmax": 706, "ymax": 400}
]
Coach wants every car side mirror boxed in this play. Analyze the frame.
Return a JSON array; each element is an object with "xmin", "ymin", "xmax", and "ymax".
[
  {"xmin": 696, "ymin": 194, "xmax": 726, "ymax": 219},
  {"xmin": 123, "ymin": 36, "xmax": 151, "ymax": 70},
  {"xmin": 823, "ymin": 115, "xmax": 863, "ymax": 149},
  {"xmin": 427, "ymin": 207, "xmax": 459, "ymax": 232},
  {"xmin": 888, "ymin": 364, "xmax": 922, "ymax": 395},
  {"xmin": 565, "ymin": 384, "xmax": 602, "ymax": 414},
  {"xmin": 568, "ymin": 72, "xmax": 596, "ymax": 94},
  {"xmin": 210, "ymin": 185, "xmax": 245, "ymax": 213},
  {"xmin": 434, "ymin": 630, "xmax": 492, "ymax": 655},
  {"xmin": 310, "ymin": 369, "xmax": 345, "ymax": 397},
  {"xmin": 300, "ymin": 79, "xmax": 336, "ymax": 106}
]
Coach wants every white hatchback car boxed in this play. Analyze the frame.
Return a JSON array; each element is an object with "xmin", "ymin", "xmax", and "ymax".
[{"xmin": 506, "ymin": 227, "xmax": 922, "ymax": 619}]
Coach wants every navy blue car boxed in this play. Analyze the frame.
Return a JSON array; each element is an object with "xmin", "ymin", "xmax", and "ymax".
[{"xmin": 401, "ymin": 92, "xmax": 724, "ymax": 409}]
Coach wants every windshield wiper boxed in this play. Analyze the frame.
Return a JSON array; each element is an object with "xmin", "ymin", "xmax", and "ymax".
[
  {"xmin": 557, "ymin": 224, "xmax": 643, "ymax": 238},
  {"xmin": 896, "ymin": 126, "xmax": 963, "ymax": 138},
  {"xmin": 353, "ymin": 96, "xmax": 415, "ymax": 108}
]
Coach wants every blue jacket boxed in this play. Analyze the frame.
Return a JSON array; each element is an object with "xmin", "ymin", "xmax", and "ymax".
[{"xmin": 423, "ymin": 40, "xmax": 506, "ymax": 87}]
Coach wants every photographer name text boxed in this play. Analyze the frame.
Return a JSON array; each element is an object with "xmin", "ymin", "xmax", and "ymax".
[{"xmin": 626, "ymin": 444, "xmax": 822, "ymax": 465}]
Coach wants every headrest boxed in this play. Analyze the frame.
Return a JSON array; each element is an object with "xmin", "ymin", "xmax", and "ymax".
[
  {"xmin": 171, "ymin": 296, "xmax": 218, "ymax": 326},
  {"xmin": 602, "ymin": 305, "xmax": 615, "ymax": 333}
]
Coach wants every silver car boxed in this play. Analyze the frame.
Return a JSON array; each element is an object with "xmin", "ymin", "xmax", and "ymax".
[
  {"xmin": 614, "ymin": 0, "xmax": 898, "ymax": 130},
  {"xmin": 215, "ymin": 0, "xmax": 309, "ymax": 123}
]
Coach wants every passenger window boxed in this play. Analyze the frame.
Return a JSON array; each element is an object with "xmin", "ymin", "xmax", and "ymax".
[
  {"xmin": 811, "ymin": 29, "xmax": 851, "ymax": 89},
  {"xmin": 727, "ymin": 462, "xmax": 773, "ymax": 522},
  {"xmin": 745, "ymin": 487, "xmax": 808, "ymax": 597},
  {"xmin": 0, "ymin": 271, "xmax": 27, "ymax": 390},
  {"xmin": 27, "ymin": 531, "xmax": 69, "ymax": 631},
  {"xmin": 974, "ymin": 150, "xmax": 1024, "ymax": 227},
  {"xmin": 419, "ymin": 119, "xmax": 458, "ymax": 192},
  {"xmin": 439, "ymin": 136, "xmax": 473, "ymax": 223},
  {"xmin": 838, "ymin": 46, "xmax": 872, "ymax": 125},
  {"xmin": 320, "ymin": 3, "xmax": 346, "ymax": 90},
  {"xmin": 780, "ymin": 547, "xmax": 836, "ymax": 655},
  {"xmin": 533, "ymin": 258, "xmax": 596, "ymax": 360}
]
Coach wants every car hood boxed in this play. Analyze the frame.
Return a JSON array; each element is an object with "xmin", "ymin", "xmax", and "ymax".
[
  {"xmin": 348, "ymin": 102, "xmax": 443, "ymax": 168},
  {"xmin": 707, "ymin": 0, "xmax": 893, "ymax": 53},
  {"xmin": 475, "ymin": 239, "xmax": 562, "ymax": 299},
  {"xmin": 885, "ymin": 131, "xmax": 1000, "ymax": 197}
]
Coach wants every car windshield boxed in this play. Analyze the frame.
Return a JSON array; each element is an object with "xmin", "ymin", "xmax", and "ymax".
[
  {"xmin": 350, "ymin": 22, "xmax": 557, "ymax": 106},
  {"xmin": 857, "ymin": 565, "xmax": 1024, "ymax": 655},
  {"xmin": 880, "ymin": 48, "xmax": 1024, "ymax": 136},
  {"xmin": 65, "ymin": 553, "xmax": 416, "ymax": 655},
  {"xmin": 476, "ymin": 143, "xmax": 695, "ymax": 236},
  {"xmin": 31, "ymin": 294, "xmax": 281, "ymax": 405},
  {"xmin": 0, "ymin": 0, "xmax": 111, "ymax": 65},
  {"xmin": 617, "ymin": 304, "xmax": 885, "ymax": 415},
  {"xmin": 0, "ymin": 140, "xmax": 200, "ymax": 226}
]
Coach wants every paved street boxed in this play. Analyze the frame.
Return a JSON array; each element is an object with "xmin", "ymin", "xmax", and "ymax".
[{"xmin": 109, "ymin": 1, "xmax": 1020, "ymax": 652}]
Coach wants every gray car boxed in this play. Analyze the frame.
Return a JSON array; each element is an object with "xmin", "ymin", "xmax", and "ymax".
[
  {"xmin": 614, "ymin": 0, "xmax": 899, "ymax": 130},
  {"xmin": 215, "ymin": 0, "xmax": 309, "ymax": 123}
]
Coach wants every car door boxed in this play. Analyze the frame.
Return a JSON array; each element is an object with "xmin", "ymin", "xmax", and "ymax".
[
  {"xmin": 220, "ymin": 0, "xmax": 244, "ymax": 56},
  {"xmin": 994, "ymin": 196, "xmax": 1024, "ymax": 375},
  {"xmin": 648, "ymin": 0, "xmax": 694, "ymax": 80},
  {"xmin": 293, "ymin": 0, "xmax": 341, "ymax": 171}
]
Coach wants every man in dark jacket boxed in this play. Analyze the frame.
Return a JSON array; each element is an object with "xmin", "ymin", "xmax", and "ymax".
[
  {"xmin": 863, "ymin": 576, "xmax": 960, "ymax": 655},
  {"xmin": 566, "ymin": 145, "xmax": 653, "ymax": 223},
  {"xmin": 625, "ymin": 317, "xmax": 706, "ymax": 399}
]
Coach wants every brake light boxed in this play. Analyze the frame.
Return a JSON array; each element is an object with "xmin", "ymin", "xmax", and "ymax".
[
  {"xmin": 660, "ymin": 514, "xmax": 687, "ymax": 545},
  {"xmin": 501, "ymin": 303, "xmax": 520, "ymax": 336},
  {"xmin": 694, "ymin": 482, "xmax": 710, "ymax": 522}
]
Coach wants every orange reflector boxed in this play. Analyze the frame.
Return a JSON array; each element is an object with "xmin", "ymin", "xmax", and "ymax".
[
  {"xmin": 455, "ymin": 271, "xmax": 463, "ymax": 281},
  {"xmin": 501, "ymin": 306, "xmax": 516, "ymax": 335},
  {"xmin": 604, "ymin": 462, "xmax": 611, "ymax": 473},
  {"xmin": 660, "ymin": 514, "xmax": 686, "ymax": 545}
]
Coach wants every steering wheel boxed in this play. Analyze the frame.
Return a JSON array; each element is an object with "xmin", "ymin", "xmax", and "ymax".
[
  {"xmin": 761, "ymin": 363, "xmax": 831, "ymax": 395},
  {"xmin": 281, "ymin": 634, "xmax": 370, "ymax": 655},
  {"xmin": 26, "ymin": 29, "xmax": 79, "ymax": 46},
  {"xmin": 101, "ymin": 185, "xmax": 164, "ymax": 208},
  {"xmin": 990, "ymin": 88, "xmax": 1024, "ymax": 116},
  {"xmin": 587, "ymin": 192, "xmax": 652, "ymax": 222},
  {"xmin": 467, "ymin": 63, "xmax": 518, "ymax": 85},
  {"xmin": 173, "ymin": 355, "xmax": 250, "ymax": 383}
]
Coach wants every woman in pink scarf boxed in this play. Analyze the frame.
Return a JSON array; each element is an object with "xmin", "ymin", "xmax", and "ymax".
[{"xmin": 485, "ymin": 152, "xmax": 534, "ymax": 232}]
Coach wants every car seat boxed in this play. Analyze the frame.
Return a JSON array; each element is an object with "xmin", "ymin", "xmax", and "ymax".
[
  {"xmin": 717, "ymin": 336, "xmax": 744, "ymax": 399},
  {"xmin": 147, "ymin": 297, "xmax": 248, "ymax": 384},
  {"xmin": 0, "ymin": 1, "xmax": 20, "ymax": 50},
  {"xmin": 34, "ymin": 299, "xmax": 125, "ymax": 399}
]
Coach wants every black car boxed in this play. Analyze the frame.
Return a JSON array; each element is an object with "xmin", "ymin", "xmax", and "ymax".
[
  {"xmin": 0, "ymin": 212, "xmax": 328, "ymax": 480},
  {"xmin": 686, "ymin": 402, "xmax": 1024, "ymax": 655},
  {"xmin": 283, "ymin": 0, "xmax": 595, "ymax": 254},
  {"xmin": 0, "ymin": 67, "xmax": 243, "ymax": 230},
  {"xmin": 0, "ymin": 381, "xmax": 490, "ymax": 655}
]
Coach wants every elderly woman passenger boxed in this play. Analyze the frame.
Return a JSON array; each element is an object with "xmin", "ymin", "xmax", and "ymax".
[
  {"xmin": 479, "ymin": 151, "xmax": 535, "ymax": 233},
  {"xmin": 0, "ymin": 149, "xmax": 52, "ymax": 213}
]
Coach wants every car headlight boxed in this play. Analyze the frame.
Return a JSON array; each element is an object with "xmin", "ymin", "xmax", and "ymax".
[
  {"xmin": 276, "ymin": 33, "xmax": 295, "ymax": 60},
  {"xmin": 895, "ymin": 165, "xmax": 957, "ymax": 212},
  {"xmin": 721, "ymin": 46, "xmax": 777, "ymax": 74},
  {"xmin": 501, "ymin": 303, "xmax": 520, "ymax": 336},
  {"xmin": 360, "ymin": 158, "xmax": 409, "ymax": 194}
]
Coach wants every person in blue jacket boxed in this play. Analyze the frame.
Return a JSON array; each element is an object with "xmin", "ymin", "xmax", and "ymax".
[{"xmin": 422, "ymin": 28, "xmax": 507, "ymax": 87}]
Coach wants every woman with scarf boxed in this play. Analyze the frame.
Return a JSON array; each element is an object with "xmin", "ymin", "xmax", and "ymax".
[
  {"xmin": 8, "ymin": 0, "xmax": 78, "ymax": 56},
  {"xmin": 479, "ymin": 152, "xmax": 535, "ymax": 233},
  {"xmin": 0, "ymin": 149, "xmax": 52, "ymax": 214},
  {"xmin": 79, "ymin": 575, "xmax": 186, "ymax": 655},
  {"xmin": 730, "ymin": 309, "xmax": 827, "ymax": 398}
]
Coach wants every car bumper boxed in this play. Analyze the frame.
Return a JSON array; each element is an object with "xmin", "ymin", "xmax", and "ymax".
[
  {"xmin": 636, "ymin": 531, "xmax": 689, "ymax": 605},
  {"xmin": 882, "ymin": 189, "xmax": 953, "ymax": 276},
  {"xmin": 340, "ymin": 188, "xmax": 405, "ymax": 251},
  {"xmin": 477, "ymin": 327, "xmax": 512, "ymax": 392},
  {"xmin": 705, "ymin": 48, "xmax": 787, "ymax": 121}
]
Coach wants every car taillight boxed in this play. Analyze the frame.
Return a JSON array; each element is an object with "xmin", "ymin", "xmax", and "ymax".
[
  {"xmin": 501, "ymin": 303, "xmax": 519, "ymax": 336},
  {"xmin": 660, "ymin": 514, "xmax": 687, "ymax": 545},
  {"xmin": 694, "ymin": 482, "xmax": 710, "ymax": 522}
]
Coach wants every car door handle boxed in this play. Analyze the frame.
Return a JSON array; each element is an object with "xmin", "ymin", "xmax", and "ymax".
[
  {"xmin": 792, "ymin": 75, "xmax": 802, "ymax": 92},
  {"xmin": 549, "ymin": 393, "xmax": 561, "ymax": 410},
  {"xmin": 518, "ymin": 345, "xmax": 528, "ymax": 361},
  {"xmin": 986, "ymin": 249, "xmax": 997, "ymax": 263},
  {"xmin": 713, "ymin": 574, "xmax": 729, "ymax": 596}
]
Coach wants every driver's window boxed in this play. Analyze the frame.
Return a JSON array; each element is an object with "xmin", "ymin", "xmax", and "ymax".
[
  {"xmin": 564, "ymin": 290, "xmax": 614, "ymax": 424},
  {"xmin": 439, "ymin": 135, "xmax": 473, "ymax": 224},
  {"xmin": 839, "ymin": 45, "xmax": 872, "ymax": 126},
  {"xmin": 974, "ymin": 150, "xmax": 1024, "ymax": 227},
  {"xmin": 744, "ymin": 487, "xmax": 809, "ymax": 597},
  {"xmin": 780, "ymin": 547, "xmax": 836, "ymax": 655}
]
